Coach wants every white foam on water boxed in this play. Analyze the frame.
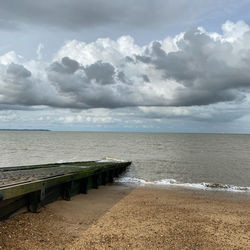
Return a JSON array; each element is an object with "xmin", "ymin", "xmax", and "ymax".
[
  {"xmin": 115, "ymin": 177, "xmax": 250, "ymax": 193},
  {"xmin": 56, "ymin": 160, "xmax": 65, "ymax": 163}
]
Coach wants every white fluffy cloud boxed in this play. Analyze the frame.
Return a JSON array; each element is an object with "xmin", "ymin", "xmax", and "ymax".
[
  {"xmin": 0, "ymin": 21, "xmax": 250, "ymax": 126},
  {"xmin": 0, "ymin": 51, "xmax": 22, "ymax": 65}
]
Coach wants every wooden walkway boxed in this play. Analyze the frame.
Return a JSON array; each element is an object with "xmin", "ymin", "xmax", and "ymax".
[{"xmin": 0, "ymin": 160, "xmax": 131, "ymax": 220}]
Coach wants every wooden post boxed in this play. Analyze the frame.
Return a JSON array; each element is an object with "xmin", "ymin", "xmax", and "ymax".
[
  {"xmin": 62, "ymin": 181, "xmax": 72, "ymax": 201},
  {"xmin": 108, "ymin": 170, "xmax": 114, "ymax": 183},
  {"xmin": 0, "ymin": 160, "xmax": 132, "ymax": 220},
  {"xmin": 114, "ymin": 168, "xmax": 119, "ymax": 177},
  {"xmin": 92, "ymin": 174, "xmax": 98, "ymax": 189},
  {"xmin": 80, "ymin": 178, "xmax": 88, "ymax": 194},
  {"xmin": 40, "ymin": 183, "xmax": 46, "ymax": 201},
  {"xmin": 101, "ymin": 172, "xmax": 107, "ymax": 185},
  {"xmin": 27, "ymin": 191, "xmax": 41, "ymax": 213}
]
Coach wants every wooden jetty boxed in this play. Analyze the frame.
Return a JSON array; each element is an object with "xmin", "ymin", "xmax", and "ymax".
[{"xmin": 0, "ymin": 159, "xmax": 131, "ymax": 220}]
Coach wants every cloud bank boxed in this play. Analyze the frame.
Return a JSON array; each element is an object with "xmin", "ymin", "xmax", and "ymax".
[
  {"xmin": 0, "ymin": 0, "xmax": 224, "ymax": 30},
  {"xmin": 0, "ymin": 21, "xmax": 250, "ymax": 116}
]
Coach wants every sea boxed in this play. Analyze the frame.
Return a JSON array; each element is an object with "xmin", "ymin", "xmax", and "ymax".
[{"xmin": 0, "ymin": 131, "xmax": 250, "ymax": 193}]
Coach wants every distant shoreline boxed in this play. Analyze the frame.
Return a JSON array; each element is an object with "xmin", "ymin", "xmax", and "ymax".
[
  {"xmin": 1, "ymin": 130, "xmax": 250, "ymax": 135},
  {"xmin": 0, "ymin": 129, "xmax": 51, "ymax": 131}
]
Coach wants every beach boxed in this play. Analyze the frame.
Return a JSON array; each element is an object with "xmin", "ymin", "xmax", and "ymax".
[
  {"xmin": 0, "ymin": 184, "xmax": 249, "ymax": 249},
  {"xmin": 1, "ymin": 1, "xmax": 250, "ymax": 248}
]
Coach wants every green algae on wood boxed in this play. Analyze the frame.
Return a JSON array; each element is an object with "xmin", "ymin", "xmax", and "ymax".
[{"xmin": 0, "ymin": 160, "xmax": 131, "ymax": 219}]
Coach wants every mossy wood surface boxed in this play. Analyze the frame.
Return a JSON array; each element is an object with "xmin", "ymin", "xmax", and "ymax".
[{"xmin": 0, "ymin": 160, "xmax": 131, "ymax": 219}]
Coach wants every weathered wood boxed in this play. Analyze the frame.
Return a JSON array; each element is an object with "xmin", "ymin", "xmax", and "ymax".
[
  {"xmin": 92, "ymin": 174, "xmax": 99, "ymax": 189},
  {"xmin": 108, "ymin": 169, "xmax": 114, "ymax": 183},
  {"xmin": 41, "ymin": 185, "xmax": 62, "ymax": 206},
  {"xmin": 62, "ymin": 181, "xmax": 72, "ymax": 201},
  {"xmin": 0, "ymin": 162, "xmax": 131, "ymax": 200},
  {"xmin": 101, "ymin": 172, "xmax": 107, "ymax": 185},
  {"xmin": 0, "ymin": 160, "xmax": 131, "ymax": 220},
  {"xmin": 80, "ymin": 178, "xmax": 88, "ymax": 194},
  {"xmin": 0, "ymin": 196, "xmax": 26, "ymax": 219},
  {"xmin": 27, "ymin": 191, "xmax": 41, "ymax": 213}
]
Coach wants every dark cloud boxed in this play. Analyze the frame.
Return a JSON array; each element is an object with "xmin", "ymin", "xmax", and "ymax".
[
  {"xmin": 142, "ymin": 74, "xmax": 150, "ymax": 83},
  {"xmin": 0, "ymin": 104, "xmax": 37, "ymax": 111},
  {"xmin": 49, "ymin": 58, "xmax": 115, "ymax": 85},
  {"xmin": 125, "ymin": 56, "xmax": 135, "ymax": 63},
  {"xmin": 84, "ymin": 61, "xmax": 115, "ymax": 85},
  {"xmin": 7, "ymin": 63, "xmax": 31, "ymax": 78},
  {"xmin": 1, "ymin": 63, "xmax": 69, "ymax": 109},
  {"xmin": 135, "ymin": 55, "xmax": 151, "ymax": 64},
  {"xmin": 171, "ymin": 89, "xmax": 243, "ymax": 107},
  {"xmin": 49, "ymin": 57, "xmax": 79, "ymax": 74},
  {"xmin": 0, "ymin": 20, "xmax": 19, "ymax": 31},
  {"xmin": 117, "ymin": 71, "xmax": 126, "ymax": 83},
  {"xmin": 1, "ymin": 23, "xmax": 250, "ymax": 115},
  {"xmin": 0, "ymin": 0, "xmax": 223, "ymax": 31},
  {"xmin": 139, "ymin": 27, "xmax": 250, "ymax": 106},
  {"xmin": 47, "ymin": 59, "xmax": 127, "ymax": 109},
  {"xmin": 61, "ymin": 57, "xmax": 79, "ymax": 74}
]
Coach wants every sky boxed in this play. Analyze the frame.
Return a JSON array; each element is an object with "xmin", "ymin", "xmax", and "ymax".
[{"xmin": 1, "ymin": 0, "xmax": 250, "ymax": 133}]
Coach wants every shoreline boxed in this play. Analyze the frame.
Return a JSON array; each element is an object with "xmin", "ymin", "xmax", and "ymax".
[
  {"xmin": 1, "ymin": 184, "xmax": 249, "ymax": 249},
  {"xmin": 115, "ymin": 177, "xmax": 250, "ymax": 195},
  {"xmin": 135, "ymin": 183, "xmax": 250, "ymax": 201}
]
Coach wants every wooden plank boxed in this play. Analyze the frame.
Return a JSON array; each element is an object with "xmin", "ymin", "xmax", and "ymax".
[
  {"xmin": 62, "ymin": 181, "xmax": 72, "ymax": 201},
  {"xmin": 0, "ymin": 167, "xmax": 97, "ymax": 200},
  {"xmin": 92, "ymin": 174, "xmax": 99, "ymax": 189},
  {"xmin": 101, "ymin": 172, "xmax": 107, "ymax": 185},
  {"xmin": 0, "ymin": 196, "xmax": 26, "ymax": 219},
  {"xmin": 80, "ymin": 178, "xmax": 88, "ymax": 194},
  {"xmin": 0, "ymin": 161, "xmax": 131, "ymax": 219},
  {"xmin": 27, "ymin": 191, "xmax": 41, "ymax": 213},
  {"xmin": 0, "ymin": 162, "xmax": 131, "ymax": 200}
]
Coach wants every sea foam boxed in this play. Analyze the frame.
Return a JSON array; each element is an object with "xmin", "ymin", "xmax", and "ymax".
[{"xmin": 115, "ymin": 177, "xmax": 250, "ymax": 193}]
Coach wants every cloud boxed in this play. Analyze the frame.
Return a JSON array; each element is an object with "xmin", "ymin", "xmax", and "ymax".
[
  {"xmin": 0, "ymin": 0, "xmax": 232, "ymax": 31},
  {"xmin": 0, "ymin": 19, "xmax": 19, "ymax": 31},
  {"xmin": 0, "ymin": 51, "xmax": 21, "ymax": 65},
  {"xmin": 0, "ymin": 20, "xmax": 250, "ymax": 121},
  {"xmin": 84, "ymin": 61, "xmax": 115, "ymax": 85},
  {"xmin": 49, "ymin": 57, "xmax": 79, "ymax": 74},
  {"xmin": 7, "ymin": 63, "xmax": 31, "ymax": 78},
  {"xmin": 138, "ymin": 105, "xmax": 246, "ymax": 123},
  {"xmin": 36, "ymin": 43, "xmax": 44, "ymax": 60},
  {"xmin": 135, "ymin": 22, "xmax": 250, "ymax": 106}
]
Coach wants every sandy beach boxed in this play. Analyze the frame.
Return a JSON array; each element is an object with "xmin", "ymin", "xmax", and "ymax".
[{"xmin": 0, "ymin": 184, "xmax": 249, "ymax": 249}]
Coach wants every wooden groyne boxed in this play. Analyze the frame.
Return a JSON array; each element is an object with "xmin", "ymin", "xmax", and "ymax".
[{"xmin": 0, "ymin": 159, "xmax": 131, "ymax": 220}]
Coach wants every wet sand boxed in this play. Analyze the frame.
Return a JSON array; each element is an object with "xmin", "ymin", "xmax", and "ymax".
[{"xmin": 0, "ymin": 184, "xmax": 249, "ymax": 249}]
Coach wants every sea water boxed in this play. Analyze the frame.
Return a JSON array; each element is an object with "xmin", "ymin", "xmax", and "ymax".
[{"xmin": 0, "ymin": 131, "xmax": 249, "ymax": 192}]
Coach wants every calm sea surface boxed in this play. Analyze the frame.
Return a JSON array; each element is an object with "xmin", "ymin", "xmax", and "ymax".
[{"xmin": 0, "ymin": 131, "xmax": 250, "ymax": 191}]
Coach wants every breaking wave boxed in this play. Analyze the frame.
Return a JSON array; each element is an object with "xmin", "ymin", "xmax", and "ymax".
[{"xmin": 115, "ymin": 177, "xmax": 250, "ymax": 193}]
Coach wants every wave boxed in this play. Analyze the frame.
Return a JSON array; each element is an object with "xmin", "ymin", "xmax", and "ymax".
[{"xmin": 115, "ymin": 177, "xmax": 250, "ymax": 193}]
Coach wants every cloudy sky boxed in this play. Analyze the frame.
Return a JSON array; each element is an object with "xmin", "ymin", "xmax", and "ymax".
[{"xmin": 1, "ymin": 0, "xmax": 250, "ymax": 133}]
